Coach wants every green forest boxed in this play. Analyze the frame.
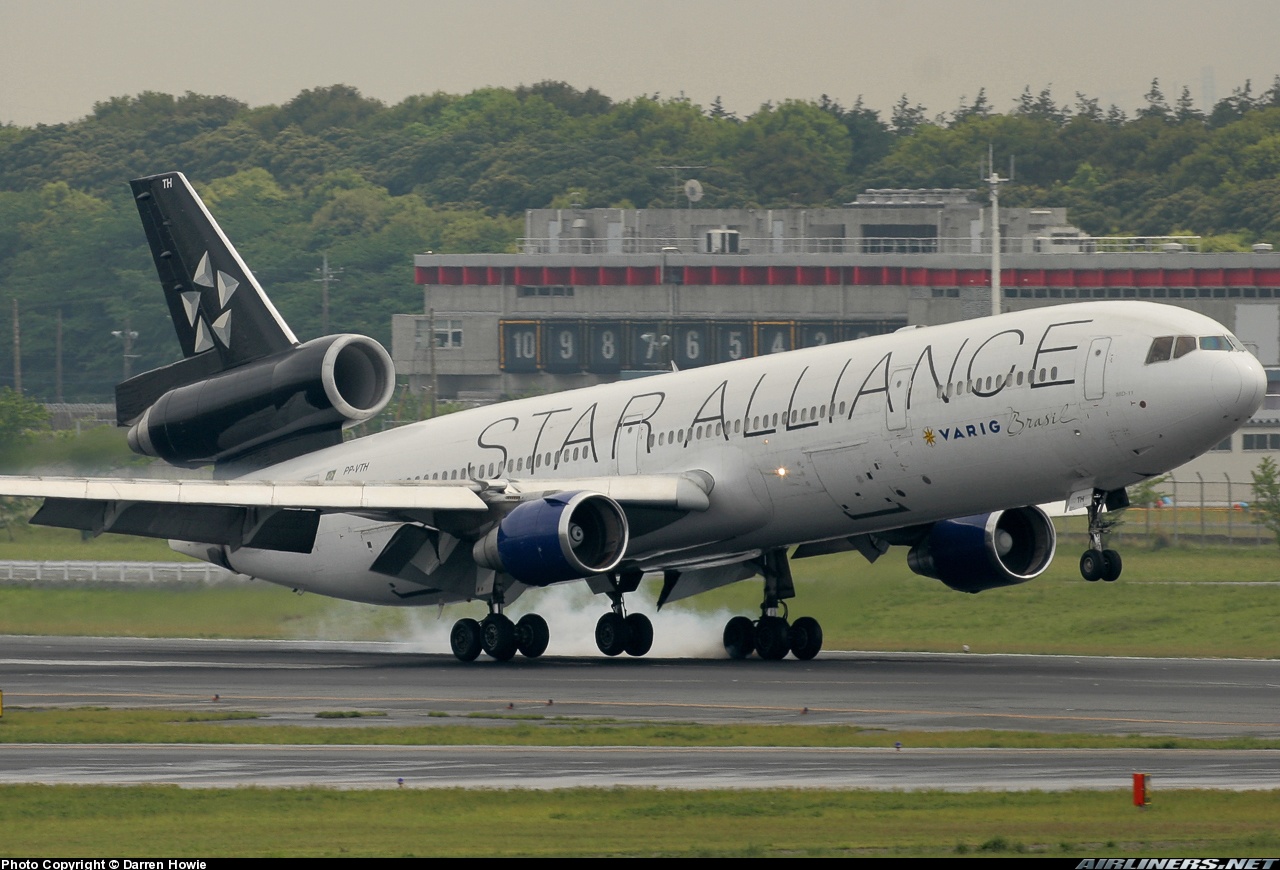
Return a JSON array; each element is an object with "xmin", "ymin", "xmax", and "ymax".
[{"xmin": 4, "ymin": 77, "xmax": 1280, "ymax": 402}]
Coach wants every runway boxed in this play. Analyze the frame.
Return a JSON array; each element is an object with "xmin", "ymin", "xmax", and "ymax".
[
  {"xmin": 3, "ymin": 744, "xmax": 1278, "ymax": 790},
  {"xmin": 3, "ymin": 636, "xmax": 1277, "ymax": 734},
  {"xmin": 0, "ymin": 636, "xmax": 1276, "ymax": 789}
]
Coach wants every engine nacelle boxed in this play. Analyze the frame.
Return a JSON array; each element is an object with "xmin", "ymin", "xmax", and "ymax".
[
  {"xmin": 473, "ymin": 491, "xmax": 629, "ymax": 586},
  {"xmin": 907, "ymin": 506, "xmax": 1056, "ymax": 593},
  {"xmin": 127, "ymin": 334, "xmax": 395, "ymax": 466}
]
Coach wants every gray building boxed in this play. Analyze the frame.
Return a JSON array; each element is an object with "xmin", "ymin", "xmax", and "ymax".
[
  {"xmin": 395, "ymin": 192, "xmax": 1278, "ymax": 387},
  {"xmin": 392, "ymin": 191, "xmax": 1280, "ymax": 482}
]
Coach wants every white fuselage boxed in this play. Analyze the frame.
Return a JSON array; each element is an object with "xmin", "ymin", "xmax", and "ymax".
[{"xmin": 215, "ymin": 302, "xmax": 1266, "ymax": 605}]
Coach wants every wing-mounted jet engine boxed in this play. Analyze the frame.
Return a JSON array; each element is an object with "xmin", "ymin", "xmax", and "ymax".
[
  {"xmin": 906, "ymin": 506, "xmax": 1057, "ymax": 593},
  {"xmin": 472, "ymin": 490, "xmax": 629, "ymax": 586}
]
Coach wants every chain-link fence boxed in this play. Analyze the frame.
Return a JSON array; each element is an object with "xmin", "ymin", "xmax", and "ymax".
[{"xmin": 1060, "ymin": 474, "xmax": 1278, "ymax": 547}]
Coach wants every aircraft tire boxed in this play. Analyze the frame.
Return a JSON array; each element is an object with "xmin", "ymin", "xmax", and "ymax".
[
  {"xmin": 1102, "ymin": 549, "xmax": 1123, "ymax": 582},
  {"xmin": 788, "ymin": 616, "xmax": 823, "ymax": 661},
  {"xmin": 450, "ymin": 618, "xmax": 483, "ymax": 662},
  {"xmin": 755, "ymin": 616, "xmax": 790, "ymax": 660},
  {"xmin": 481, "ymin": 614, "xmax": 517, "ymax": 661},
  {"xmin": 1079, "ymin": 550, "xmax": 1105, "ymax": 582},
  {"xmin": 515, "ymin": 613, "xmax": 550, "ymax": 658},
  {"xmin": 723, "ymin": 616, "xmax": 755, "ymax": 659},
  {"xmin": 623, "ymin": 613, "xmax": 653, "ymax": 657},
  {"xmin": 595, "ymin": 612, "xmax": 630, "ymax": 656}
]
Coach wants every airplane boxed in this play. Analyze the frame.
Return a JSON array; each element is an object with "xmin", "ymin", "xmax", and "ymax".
[{"xmin": 0, "ymin": 172, "xmax": 1266, "ymax": 662}]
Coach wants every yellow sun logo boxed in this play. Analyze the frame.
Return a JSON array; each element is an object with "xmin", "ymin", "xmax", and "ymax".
[{"xmin": 923, "ymin": 428, "xmax": 936, "ymax": 446}]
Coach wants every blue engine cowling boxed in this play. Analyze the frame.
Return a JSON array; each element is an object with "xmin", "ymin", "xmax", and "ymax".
[
  {"xmin": 472, "ymin": 491, "xmax": 629, "ymax": 586},
  {"xmin": 906, "ymin": 506, "xmax": 1056, "ymax": 593}
]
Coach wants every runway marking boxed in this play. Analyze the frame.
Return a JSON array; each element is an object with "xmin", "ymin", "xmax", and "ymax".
[
  {"xmin": 4, "ymin": 692, "xmax": 1273, "ymax": 729},
  {"xmin": 0, "ymin": 659, "xmax": 354, "ymax": 669}
]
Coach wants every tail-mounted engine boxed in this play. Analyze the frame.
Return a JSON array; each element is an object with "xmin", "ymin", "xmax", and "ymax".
[
  {"xmin": 126, "ymin": 334, "xmax": 395, "ymax": 467},
  {"xmin": 473, "ymin": 491, "xmax": 629, "ymax": 586},
  {"xmin": 907, "ymin": 506, "xmax": 1057, "ymax": 593}
]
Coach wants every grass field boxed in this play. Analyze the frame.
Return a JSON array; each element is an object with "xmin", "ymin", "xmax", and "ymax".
[
  {"xmin": 1, "ymin": 532, "xmax": 1274, "ymax": 658},
  {"xmin": 0, "ymin": 526, "xmax": 1275, "ymax": 857},
  {"xmin": 3, "ymin": 707, "xmax": 1280, "ymax": 750},
  {"xmin": 0, "ymin": 785, "xmax": 1275, "ymax": 857}
]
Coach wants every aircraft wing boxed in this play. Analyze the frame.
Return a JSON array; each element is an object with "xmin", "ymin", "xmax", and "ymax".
[
  {"xmin": 0, "ymin": 472, "xmax": 710, "ymax": 555},
  {"xmin": 0, "ymin": 476, "xmax": 491, "ymax": 511}
]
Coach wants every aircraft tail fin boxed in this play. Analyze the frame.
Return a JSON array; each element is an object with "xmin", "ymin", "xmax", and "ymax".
[
  {"xmin": 130, "ymin": 172, "xmax": 297, "ymax": 368},
  {"xmin": 119, "ymin": 172, "xmax": 395, "ymax": 473}
]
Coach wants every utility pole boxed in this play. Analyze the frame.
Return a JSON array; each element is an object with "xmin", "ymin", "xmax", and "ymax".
[
  {"xmin": 11, "ymin": 299, "xmax": 20, "ymax": 394},
  {"xmin": 112, "ymin": 316, "xmax": 139, "ymax": 381},
  {"xmin": 985, "ymin": 145, "xmax": 1009, "ymax": 317},
  {"xmin": 428, "ymin": 307, "xmax": 437, "ymax": 419},
  {"xmin": 314, "ymin": 254, "xmax": 342, "ymax": 334},
  {"xmin": 55, "ymin": 308, "xmax": 63, "ymax": 403}
]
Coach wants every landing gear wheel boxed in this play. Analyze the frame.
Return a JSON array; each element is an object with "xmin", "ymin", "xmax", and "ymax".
[
  {"xmin": 515, "ymin": 613, "xmax": 550, "ymax": 658},
  {"xmin": 755, "ymin": 616, "xmax": 791, "ymax": 660},
  {"xmin": 595, "ymin": 612, "xmax": 629, "ymax": 656},
  {"xmin": 1102, "ymin": 549, "xmax": 1123, "ymax": 582},
  {"xmin": 1079, "ymin": 550, "xmax": 1104, "ymax": 582},
  {"xmin": 450, "ymin": 617, "xmax": 483, "ymax": 662},
  {"xmin": 622, "ymin": 613, "xmax": 653, "ymax": 656},
  {"xmin": 481, "ymin": 613, "xmax": 517, "ymax": 661},
  {"xmin": 788, "ymin": 616, "xmax": 823, "ymax": 661},
  {"xmin": 723, "ymin": 616, "xmax": 755, "ymax": 660}
]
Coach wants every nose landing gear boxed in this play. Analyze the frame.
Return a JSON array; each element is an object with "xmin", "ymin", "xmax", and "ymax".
[{"xmin": 1080, "ymin": 488, "xmax": 1127, "ymax": 582}]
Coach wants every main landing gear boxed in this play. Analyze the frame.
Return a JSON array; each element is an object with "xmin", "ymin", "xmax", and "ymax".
[
  {"xmin": 448, "ymin": 570, "xmax": 655, "ymax": 662},
  {"xmin": 449, "ymin": 586, "xmax": 549, "ymax": 662},
  {"xmin": 722, "ymin": 549, "xmax": 823, "ymax": 661},
  {"xmin": 594, "ymin": 569, "xmax": 653, "ymax": 657},
  {"xmin": 1079, "ymin": 488, "xmax": 1126, "ymax": 583}
]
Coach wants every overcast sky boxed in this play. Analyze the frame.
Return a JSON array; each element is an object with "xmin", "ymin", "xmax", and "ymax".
[{"xmin": 4, "ymin": 0, "xmax": 1280, "ymax": 127}]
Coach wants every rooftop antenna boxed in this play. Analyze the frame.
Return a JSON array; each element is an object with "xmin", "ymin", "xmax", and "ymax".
[
  {"xmin": 656, "ymin": 165, "xmax": 706, "ymax": 208},
  {"xmin": 984, "ymin": 144, "xmax": 1010, "ymax": 317},
  {"xmin": 683, "ymin": 179, "xmax": 704, "ymax": 211}
]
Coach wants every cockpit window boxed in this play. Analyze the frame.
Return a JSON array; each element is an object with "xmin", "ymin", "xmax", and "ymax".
[
  {"xmin": 1145, "ymin": 336, "xmax": 1174, "ymax": 364},
  {"xmin": 1148, "ymin": 333, "xmax": 1246, "ymax": 364}
]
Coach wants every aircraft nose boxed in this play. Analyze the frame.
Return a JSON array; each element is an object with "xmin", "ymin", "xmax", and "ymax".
[{"xmin": 1212, "ymin": 354, "xmax": 1267, "ymax": 418}]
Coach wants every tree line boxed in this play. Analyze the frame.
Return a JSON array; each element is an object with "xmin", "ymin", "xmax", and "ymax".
[{"xmin": 3, "ymin": 78, "xmax": 1280, "ymax": 401}]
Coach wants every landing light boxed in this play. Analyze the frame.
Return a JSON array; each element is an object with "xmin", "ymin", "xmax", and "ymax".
[{"xmin": 775, "ymin": 466, "xmax": 788, "ymax": 477}]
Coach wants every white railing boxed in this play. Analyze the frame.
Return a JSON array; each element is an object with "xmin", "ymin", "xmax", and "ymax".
[
  {"xmin": 516, "ymin": 235, "xmax": 1205, "ymax": 256},
  {"xmin": 0, "ymin": 561, "xmax": 248, "ymax": 587}
]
